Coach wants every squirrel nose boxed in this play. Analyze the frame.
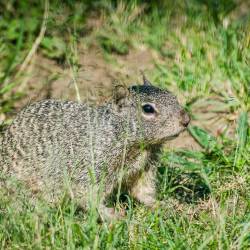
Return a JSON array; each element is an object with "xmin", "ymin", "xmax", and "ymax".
[{"xmin": 179, "ymin": 109, "xmax": 190, "ymax": 127}]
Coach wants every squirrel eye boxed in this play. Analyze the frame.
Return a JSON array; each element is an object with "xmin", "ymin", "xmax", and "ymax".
[{"xmin": 142, "ymin": 104, "xmax": 155, "ymax": 114}]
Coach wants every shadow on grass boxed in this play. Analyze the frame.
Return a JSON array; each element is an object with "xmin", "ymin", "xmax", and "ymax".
[{"xmin": 158, "ymin": 166, "xmax": 211, "ymax": 204}]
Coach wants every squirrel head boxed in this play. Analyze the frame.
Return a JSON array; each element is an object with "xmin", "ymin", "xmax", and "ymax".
[{"xmin": 111, "ymin": 76, "xmax": 190, "ymax": 145}]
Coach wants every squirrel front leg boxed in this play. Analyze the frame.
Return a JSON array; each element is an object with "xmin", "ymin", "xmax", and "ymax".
[{"xmin": 130, "ymin": 167, "xmax": 157, "ymax": 208}]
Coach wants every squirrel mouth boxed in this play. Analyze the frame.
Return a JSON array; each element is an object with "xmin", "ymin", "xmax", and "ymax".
[
  {"xmin": 152, "ymin": 133, "xmax": 179, "ymax": 145},
  {"xmin": 162, "ymin": 127, "xmax": 187, "ymax": 142},
  {"xmin": 150, "ymin": 128, "xmax": 187, "ymax": 145},
  {"xmin": 167, "ymin": 134, "xmax": 179, "ymax": 140}
]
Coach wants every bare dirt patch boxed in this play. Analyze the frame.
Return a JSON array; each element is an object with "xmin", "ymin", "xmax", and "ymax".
[{"xmin": 16, "ymin": 45, "xmax": 156, "ymax": 104}]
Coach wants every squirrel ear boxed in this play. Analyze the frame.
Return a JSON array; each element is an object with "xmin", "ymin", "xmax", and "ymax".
[
  {"xmin": 112, "ymin": 84, "xmax": 130, "ymax": 107},
  {"xmin": 140, "ymin": 71, "xmax": 152, "ymax": 86}
]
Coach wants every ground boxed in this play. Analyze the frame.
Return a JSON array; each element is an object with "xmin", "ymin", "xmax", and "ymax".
[{"xmin": 0, "ymin": 0, "xmax": 249, "ymax": 249}]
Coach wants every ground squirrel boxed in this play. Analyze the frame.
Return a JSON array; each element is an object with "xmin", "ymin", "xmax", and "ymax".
[{"xmin": 0, "ymin": 76, "xmax": 190, "ymax": 220}]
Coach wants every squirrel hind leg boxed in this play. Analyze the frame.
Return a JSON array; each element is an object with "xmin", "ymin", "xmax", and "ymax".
[{"xmin": 98, "ymin": 203, "xmax": 125, "ymax": 222}]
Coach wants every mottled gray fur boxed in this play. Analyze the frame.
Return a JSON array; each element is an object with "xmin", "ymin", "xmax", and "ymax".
[{"xmin": 0, "ymin": 79, "xmax": 189, "ymax": 220}]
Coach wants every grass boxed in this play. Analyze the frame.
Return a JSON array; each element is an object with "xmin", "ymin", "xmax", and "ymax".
[{"xmin": 0, "ymin": 0, "xmax": 250, "ymax": 249}]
